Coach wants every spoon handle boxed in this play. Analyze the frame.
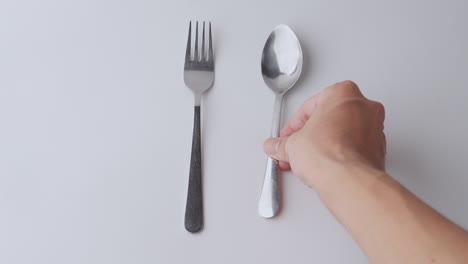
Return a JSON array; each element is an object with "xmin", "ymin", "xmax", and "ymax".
[
  {"xmin": 185, "ymin": 106, "xmax": 203, "ymax": 232},
  {"xmin": 259, "ymin": 157, "xmax": 280, "ymax": 218},
  {"xmin": 259, "ymin": 95, "xmax": 283, "ymax": 218}
]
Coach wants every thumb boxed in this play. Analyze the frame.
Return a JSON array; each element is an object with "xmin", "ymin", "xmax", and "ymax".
[{"xmin": 263, "ymin": 137, "xmax": 289, "ymax": 162}]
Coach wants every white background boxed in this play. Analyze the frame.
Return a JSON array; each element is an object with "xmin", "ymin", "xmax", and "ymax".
[{"xmin": 1, "ymin": 0, "xmax": 468, "ymax": 263}]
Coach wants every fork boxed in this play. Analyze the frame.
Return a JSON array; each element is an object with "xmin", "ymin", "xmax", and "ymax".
[{"xmin": 183, "ymin": 21, "xmax": 214, "ymax": 233}]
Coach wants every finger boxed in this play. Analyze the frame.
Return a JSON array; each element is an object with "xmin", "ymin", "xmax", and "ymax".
[
  {"xmin": 368, "ymin": 100, "xmax": 385, "ymax": 131},
  {"xmin": 382, "ymin": 132, "xmax": 387, "ymax": 155},
  {"xmin": 278, "ymin": 161, "xmax": 291, "ymax": 171},
  {"xmin": 381, "ymin": 132, "xmax": 387, "ymax": 170},
  {"xmin": 263, "ymin": 137, "xmax": 289, "ymax": 162},
  {"xmin": 280, "ymin": 94, "xmax": 320, "ymax": 137},
  {"xmin": 372, "ymin": 100, "xmax": 385, "ymax": 123}
]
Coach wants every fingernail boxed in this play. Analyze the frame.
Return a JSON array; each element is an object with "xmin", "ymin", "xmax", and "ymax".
[{"xmin": 264, "ymin": 138, "xmax": 280, "ymax": 155}]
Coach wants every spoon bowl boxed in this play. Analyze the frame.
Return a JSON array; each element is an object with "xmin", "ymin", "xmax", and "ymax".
[
  {"xmin": 258, "ymin": 24, "xmax": 303, "ymax": 218},
  {"xmin": 261, "ymin": 24, "xmax": 303, "ymax": 94}
]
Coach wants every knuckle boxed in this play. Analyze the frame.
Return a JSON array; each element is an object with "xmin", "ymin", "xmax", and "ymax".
[
  {"xmin": 338, "ymin": 80, "xmax": 361, "ymax": 94},
  {"xmin": 374, "ymin": 101, "xmax": 385, "ymax": 113},
  {"xmin": 372, "ymin": 101, "xmax": 385, "ymax": 120},
  {"xmin": 325, "ymin": 80, "xmax": 362, "ymax": 98},
  {"xmin": 339, "ymin": 80, "xmax": 359, "ymax": 90}
]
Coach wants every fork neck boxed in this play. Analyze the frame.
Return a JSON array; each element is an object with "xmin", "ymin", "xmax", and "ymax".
[{"xmin": 194, "ymin": 93, "xmax": 202, "ymax": 106}]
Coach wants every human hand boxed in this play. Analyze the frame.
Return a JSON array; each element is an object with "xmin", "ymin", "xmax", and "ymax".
[{"xmin": 263, "ymin": 81, "xmax": 386, "ymax": 189}]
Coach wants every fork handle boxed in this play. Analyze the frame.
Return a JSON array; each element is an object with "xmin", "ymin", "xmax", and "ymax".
[{"xmin": 185, "ymin": 106, "xmax": 203, "ymax": 233}]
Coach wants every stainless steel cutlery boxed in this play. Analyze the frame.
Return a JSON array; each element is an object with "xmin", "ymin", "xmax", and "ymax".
[
  {"xmin": 183, "ymin": 21, "xmax": 214, "ymax": 233},
  {"xmin": 182, "ymin": 22, "xmax": 302, "ymax": 230},
  {"xmin": 258, "ymin": 25, "xmax": 303, "ymax": 218}
]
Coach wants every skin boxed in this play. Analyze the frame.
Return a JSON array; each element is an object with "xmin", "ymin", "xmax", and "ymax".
[{"xmin": 263, "ymin": 81, "xmax": 468, "ymax": 264}]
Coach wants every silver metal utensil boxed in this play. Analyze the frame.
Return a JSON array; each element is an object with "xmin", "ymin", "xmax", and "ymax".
[
  {"xmin": 258, "ymin": 24, "xmax": 303, "ymax": 218},
  {"xmin": 183, "ymin": 21, "xmax": 214, "ymax": 232}
]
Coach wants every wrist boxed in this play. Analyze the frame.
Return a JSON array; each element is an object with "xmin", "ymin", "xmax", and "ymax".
[{"xmin": 308, "ymin": 159, "xmax": 388, "ymax": 197}]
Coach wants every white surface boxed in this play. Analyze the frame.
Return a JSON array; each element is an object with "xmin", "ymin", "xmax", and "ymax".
[{"xmin": 1, "ymin": 0, "xmax": 468, "ymax": 263}]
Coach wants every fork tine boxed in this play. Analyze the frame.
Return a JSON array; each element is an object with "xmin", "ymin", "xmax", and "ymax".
[
  {"xmin": 185, "ymin": 21, "xmax": 192, "ymax": 61},
  {"xmin": 201, "ymin": 21, "xmax": 206, "ymax": 61},
  {"xmin": 208, "ymin": 22, "xmax": 213, "ymax": 61},
  {"xmin": 194, "ymin": 21, "xmax": 199, "ymax": 61}
]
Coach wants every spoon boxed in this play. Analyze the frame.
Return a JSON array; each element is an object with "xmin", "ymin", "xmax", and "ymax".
[{"xmin": 259, "ymin": 24, "xmax": 303, "ymax": 218}]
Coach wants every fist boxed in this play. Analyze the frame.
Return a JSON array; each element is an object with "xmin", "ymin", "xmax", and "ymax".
[{"xmin": 264, "ymin": 81, "xmax": 386, "ymax": 189}]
